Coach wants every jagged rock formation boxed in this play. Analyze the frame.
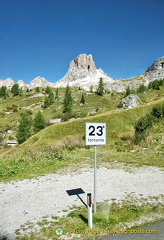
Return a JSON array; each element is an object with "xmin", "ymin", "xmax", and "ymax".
[
  {"xmin": 53, "ymin": 54, "xmax": 115, "ymax": 90},
  {"xmin": 0, "ymin": 55, "xmax": 163, "ymax": 92},
  {"xmin": 0, "ymin": 76, "xmax": 53, "ymax": 90},
  {"xmin": 110, "ymin": 77, "xmax": 144, "ymax": 92},
  {"xmin": 69, "ymin": 54, "xmax": 97, "ymax": 78},
  {"xmin": 142, "ymin": 57, "xmax": 164, "ymax": 84},
  {"xmin": 0, "ymin": 78, "xmax": 14, "ymax": 90},
  {"xmin": 17, "ymin": 80, "xmax": 27, "ymax": 90},
  {"xmin": 121, "ymin": 94, "xmax": 142, "ymax": 108},
  {"xmin": 28, "ymin": 76, "xmax": 53, "ymax": 89},
  {"xmin": 54, "ymin": 55, "xmax": 164, "ymax": 91}
]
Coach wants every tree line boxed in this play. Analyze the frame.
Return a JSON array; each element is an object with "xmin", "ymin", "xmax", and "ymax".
[{"xmin": 125, "ymin": 79, "xmax": 164, "ymax": 97}]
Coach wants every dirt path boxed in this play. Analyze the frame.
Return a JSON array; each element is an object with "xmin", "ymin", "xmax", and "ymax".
[{"xmin": 0, "ymin": 166, "xmax": 164, "ymax": 240}]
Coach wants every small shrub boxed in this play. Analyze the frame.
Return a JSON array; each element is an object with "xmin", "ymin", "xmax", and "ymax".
[
  {"xmin": 151, "ymin": 103, "xmax": 164, "ymax": 119},
  {"xmin": 13, "ymin": 107, "xmax": 18, "ymax": 112},
  {"xmin": 137, "ymin": 84, "xmax": 147, "ymax": 93},
  {"xmin": 134, "ymin": 114, "xmax": 156, "ymax": 143},
  {"xmin": 0, "ymin": 112, "xmax": 5, "ymax": 117},
  {"xmin": 115, "ymin": 141, "xmax": 127, "ymax": 152}
]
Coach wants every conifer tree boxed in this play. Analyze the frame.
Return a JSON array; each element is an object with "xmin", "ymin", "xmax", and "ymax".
[
  {"xmin": 11, "ymin": 83, "xmax": 19, "ymax": 96},
  {"xmin": 96, "ymin": 78, "xmax": 104, "ymax": 96},
  {"xmin": 16, "ymin": 112, "xmax": 32, "ymax": 144},
  {"xmin": 55, "ymin": 88, "xmax": 59, "ymax": 99},
  {"xmin": 42, "ymin": 90, "xmax": 54, "ymax": 108},
  {"xmin": 80, "ymin": 93, "xmax": 86, "ymax": 104},
  {"xmin": 48, "ymin": 90, "xmax": 54, "ymax": 104},
  {"xmin": 137, "ymin": 84, "xmax": 147, "ymax": 93},
  {"xmin": 33, "ymin": 111, "xmax": 45, "ymax": 133},
  {"xmin": 45, "ymin": 86, "xmax": 51, "ymax": 94},
  {"xmin": 125, "ymin": 86, "xmax": 131, "ymax": 96},
  {"xmin": 0, "ymin": 86, "xmax": 7, "ymax": 98},
  {"xmin": 63, "ymin": 85, "xmax": 73, "ymax": 113},
  {"xmin": 43, "ymin": 96, "xmax": 50, "ymax": 108}
]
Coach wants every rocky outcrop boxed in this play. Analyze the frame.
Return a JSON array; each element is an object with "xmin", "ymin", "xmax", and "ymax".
[
  {"xmin": 121, "ymin": 94, "xmax": 142, "ymax": 108},
  {"xmin": 142, "ymin": 57, "xmax": 164, "ymax": 84},
  {"xmin": 0, "ymin": 78, "xmax": 15, "ymax": 90},
  {"xmin": 28, "ymin": 76, "xmax": 53, "ymax": 89},
  {"xmin": 17, "ymin": 80, "xmax": 27, "ymax": 90},
  {"xmin": 53, "ymin": 54, "xmax": 115, "ymax": 90},
  {"xmin": 61, "ymin": 54, "xmax": 97, "ymax": 81},
  {"xmin": 0, "ymin": 77, "xmax": 52, "ymax": 90}
]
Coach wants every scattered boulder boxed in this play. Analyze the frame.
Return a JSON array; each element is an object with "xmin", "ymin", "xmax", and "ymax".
[{"xmin": 121, "ymin": 94, "xmax": 142, "ymax": 108}]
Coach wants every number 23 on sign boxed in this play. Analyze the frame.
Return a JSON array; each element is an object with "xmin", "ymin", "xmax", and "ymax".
[{"xmin": 85, "ymin": 122, "xmax": 106, "ymax": 146}]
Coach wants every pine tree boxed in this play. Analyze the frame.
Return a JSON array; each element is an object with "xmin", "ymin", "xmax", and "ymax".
[
  {"xmin": 125, "ymin": 86, "xmax": 131, "ymax": 96},
  {"xmin": 55, "ymin": 88, "xmax": 59, "ymax": 99},
  {"xmin": 16, "ymin": 112, "xmax": 32, "ymax": 144},
  {"xmin": 63, "ymin": 85, "xmax": 73, "ymax": 113},
  {"xmin": 11, "ymin": 83, "xmax": 19, "ymax": 96},
  {"xmin": 80, "ymin": 93, "xmax": 86, "ymax": 104},
  {"xmin": 137, "ymin": 84, "xmax": 147, "ymax": 93},
  {"xmin": 152, "ymin": 80, "xmax": 160, "ymax": 90},
  {"xmin": 96, "ymin": 78, "xmax": 104, "ymax": 96},
  {"xmin": 45, "ymin": 86, "xmax": 51, "ymax": 94},
  {"xmin": 48, "ymin": 90, "xmax": 54, "ymax": 104},
  {"xmin": 33, "ymin": 111, "xmax": 45, "ymax": 133},
  {"xmin": 43, "ymin": 96, "xmax": 50, "ymax": 108},
  {"xmin": 0, "ymin": 86, "xmax": 7, "ymax": 98},
  {"xmin": 42, "ymin": 90, "xmax": 54, "ymax": 108}
]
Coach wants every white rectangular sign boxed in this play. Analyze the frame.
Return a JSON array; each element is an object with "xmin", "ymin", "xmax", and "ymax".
[{"xmin": 85, "ymin": 122, "xmax": 106, "ymax": 146}]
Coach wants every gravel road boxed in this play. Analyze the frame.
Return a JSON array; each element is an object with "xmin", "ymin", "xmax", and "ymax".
[{"xmin": 0, "ymin": 166, "xmax": 164, "ymax": 240}]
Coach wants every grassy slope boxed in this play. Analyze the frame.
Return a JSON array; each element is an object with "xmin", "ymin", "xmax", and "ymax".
[
  {"xmin": 0, "ymin": 86, "xmax": 164, "ymax": 181},
  {"xmin": 8, "ymin": 97, "xmax": 164, "ymax": 150},
  {"xmin": 1, "ymin": 98, "xmax": 164, "ymax": 158}
]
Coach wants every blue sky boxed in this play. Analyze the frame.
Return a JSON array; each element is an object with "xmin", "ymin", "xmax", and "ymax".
[{"xmin": 0, "ymin": 0, "xmax": 163, "ymax": 84}]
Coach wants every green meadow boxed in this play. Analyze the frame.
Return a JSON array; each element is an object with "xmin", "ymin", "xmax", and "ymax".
[{"xmin": 0, "ymin": 85, "xmax": 164, "ymax": 182}]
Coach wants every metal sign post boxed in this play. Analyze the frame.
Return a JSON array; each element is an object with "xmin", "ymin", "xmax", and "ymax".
[
  {"xmin": 86, "ymin": 122, "xmax": 106, "ymax": 213},
  {"xmin": 94, "ymin": 145, "xmax": 97, "ymax": 213}
]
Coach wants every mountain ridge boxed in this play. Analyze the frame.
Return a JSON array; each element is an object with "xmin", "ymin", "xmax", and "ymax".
[{"xmin": 0, "ymin": 54, "xmax": 164, "ymax": 91}]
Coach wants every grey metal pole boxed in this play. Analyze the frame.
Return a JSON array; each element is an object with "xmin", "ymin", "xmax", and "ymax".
[{"xmin": 94, "ymin": 145, "xmax": 97, "ymax": 213}]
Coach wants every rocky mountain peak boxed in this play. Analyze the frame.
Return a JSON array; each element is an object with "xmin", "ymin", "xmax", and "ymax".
[
  {"xmin": 29, "ymin": 76, "xmax": 53, "ymax": 89},
  {"xmin": 142, "ymin": 56, "xmax": 164, "ymax": 83},
  {"xmin": 69, "ymin": 54, "xmax": 97, "ymax": 75},
  {"xmin": 53, "ymin": 54, "xmax": 114, "ymax": 90},
  {"xmin": 0, "ymin": 78, "xmax": 15, "ymax": 90},
  {"xmin": 17, "ymin": 80, "xmax": 27, "ymax": 90},
  {"xmin": 56, "ymin": 54, "xmax": 97, "ymax": 85}
]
